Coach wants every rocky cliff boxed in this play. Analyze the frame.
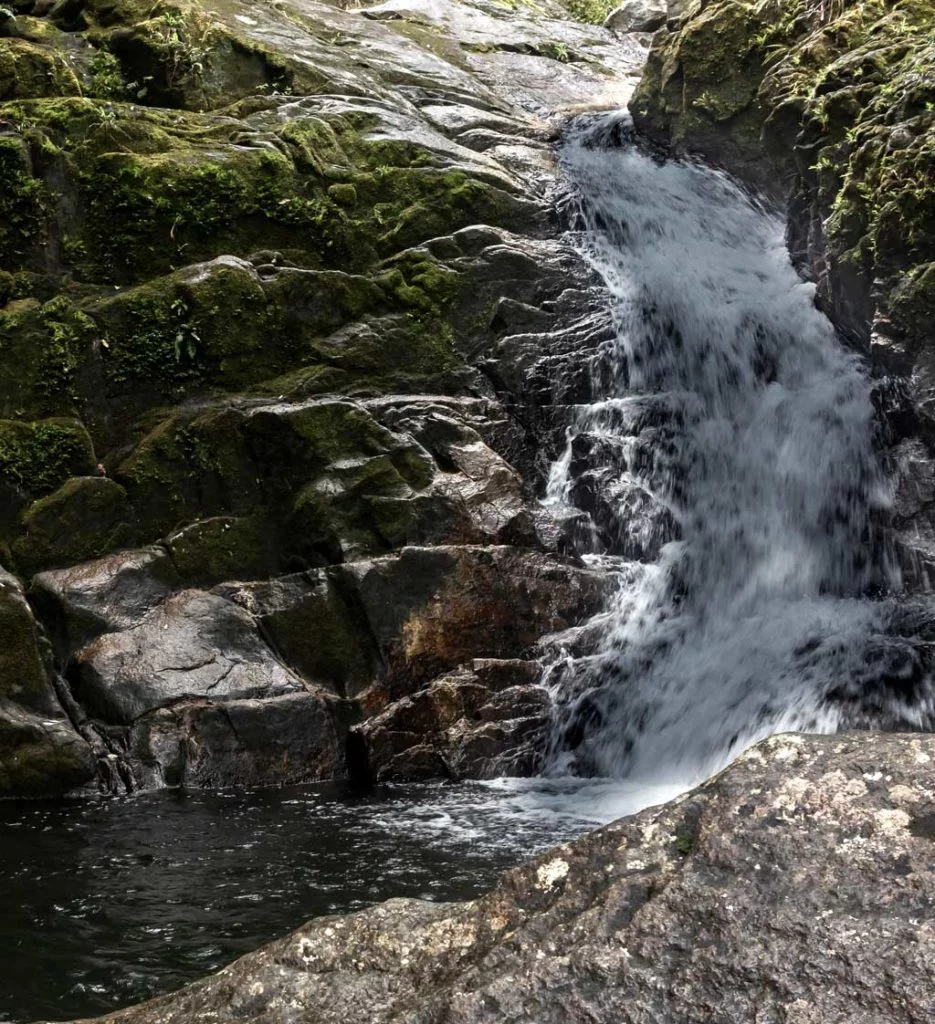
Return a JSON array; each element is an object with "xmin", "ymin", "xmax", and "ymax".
[
  {"xmin": 0, "ymin": 0, "xmax": 648, "ymax": 797},
  {"xmin": 55, "ymin": 732, "xmax": 935, "ymax": 1024},
  {"xmin": 630, "ymin": 0, "xmax": 935, "ymax": 584}
]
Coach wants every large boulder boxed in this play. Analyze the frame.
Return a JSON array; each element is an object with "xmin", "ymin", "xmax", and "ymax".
[
  {"xmin": 129, "ymin": 691, "xmax": 345, "ymax": 790},
  {"xmin": 60, "ymin": 732, "xmax": 935, "ymax": 1023},
  {"xmin": 31, "ymin": 546, "xmax": 180, "ymax": 658},
  {"xmin": 71, "ymin": 590, "xmax": 305, "ymax": 725}
]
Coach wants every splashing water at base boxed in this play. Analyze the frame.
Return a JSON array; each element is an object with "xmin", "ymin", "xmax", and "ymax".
[{"xmin": 544, "ymin": 115, "xmax": 922, "ymax": 793}]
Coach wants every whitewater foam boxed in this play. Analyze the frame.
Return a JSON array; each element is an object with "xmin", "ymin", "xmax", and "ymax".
[{"xmin": 545, "ymin": 115, "xmax": 904, "ymax": 793}]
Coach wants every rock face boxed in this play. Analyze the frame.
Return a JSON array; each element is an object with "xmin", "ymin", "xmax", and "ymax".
[
  {"xmin": 605, "ymin": 1, "xmax": 667, "ymax": 35},
  {"xmin": 0, "ymin": 567, "xmax": 95, "ymax": 796},
  {"xmin": 629, "ymin": 0, "xmax": 935, "ymax": 587},
  {"xmin": 0, "ymin": 0, "xmax": 647, "ymax": 795},
  {"xmin": 59, "ymin": 732, "xmax": 935, "ymax": 1024}
]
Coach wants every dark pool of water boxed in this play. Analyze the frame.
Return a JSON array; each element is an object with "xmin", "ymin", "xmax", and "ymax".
[{"xmin": 0, "ymin": 778, "xmax": 624, "ymax": 1023}]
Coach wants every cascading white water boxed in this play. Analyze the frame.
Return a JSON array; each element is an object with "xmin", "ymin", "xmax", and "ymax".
[{"xmin": 545, "ymin": 115, "xmax": 914, "ymax": 793}]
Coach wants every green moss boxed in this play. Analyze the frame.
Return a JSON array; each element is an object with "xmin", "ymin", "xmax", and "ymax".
[
  {"xmin": 0, "ymin": 96, "xmax": 534, "ymax": 285},
  {"xmin": 0, "ymin": 133, "xmax": 49, "ymax": 267},
  {"xmin": 887, "ymin": 262, "xmax": 935, "ymax": 355},
  {"xmin": 0, "ymin": 36, "xmax": 81, "ymax": 101},
  {"xmin": 0, "ymin": 417, "xmax": 95, "ymax": 497},
  {"xmin": 0, "ymin": 567, "xmax": 55, "ymax": 709},
  {"xmin": 13, "ymin": 475, "xmax": 131, "ymax": 575},
  {"xmin": 0, "ymin": 294, "xmax": 98, "ymax": 418},
  {"xmin": 115, "ymin": 405, "xmax": 259, "ymax": 538},
  {"xmin": 166, "ymin": 514, "xmax": 278, "ymax": 585},
  {"xmin": 631, "ymin": 0, "xmax": 935, "ymax": 348},
  {"xmin": 558, "ymin": 0, "xmax": 617, "ymax": 26},
  {"xmin": 327, "ymin": 182, "xmax": 357, "ymax": 206},
  {"xmin": 0, "ymin": 710, "xmax": 96, "ymax": 798},
  {"xmin": 674, "ymin": 823, "xmax": 697, "ymax": 855}
]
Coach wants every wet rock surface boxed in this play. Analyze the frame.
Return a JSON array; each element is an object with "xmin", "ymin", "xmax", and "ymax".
[
  {"xmin": 0, "ymin": 566, "xmax": 95, "ymax": 796},
  {"xmin": 605, "ymin": 1, "xmax": 667, "ymax": 35},
  {"xmin": 59, "ymin": 732, "xmax": 935, "ymax": 1024},
  {"xmin": 0, "ymin": 0, "xmax": 647, "ymax": 795}
]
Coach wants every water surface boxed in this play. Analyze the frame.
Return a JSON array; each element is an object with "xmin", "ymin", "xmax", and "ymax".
[{"xmin": 1, "ymin": 777, "xmax": 639, "ymax": 1023}]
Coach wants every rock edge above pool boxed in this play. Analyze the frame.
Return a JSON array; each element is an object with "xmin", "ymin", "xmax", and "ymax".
[{"xmin": 55, "ymin": 731, "xmax": 935, "ymax": 1024}]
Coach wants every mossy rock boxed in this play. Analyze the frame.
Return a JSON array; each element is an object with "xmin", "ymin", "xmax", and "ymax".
[
  {"xmin": 0, "ymin": 566, "xmax": 56, "ymax": 711},
  {"xmin": 291, "ymin": 453, "xmax": 424, "ymax": 561},
  {"xmin": 113, "ymin": 398, "xmax": 439, "ymax": 567},
  {"xmin": 0, "ymin": 251, "xmax": 463, "ymax": 448},
  {"xmin": 13, "ymin": 475, "xmax": 131, "ymax": 575},
  {"xmin": 0, "ymin": 293, "xmax": 100, "ymax": 419},
  {"xmin": 630, "ymin": 0, "xmax": 780, "ymax": 194},
  {"xmin": 0, "ymin": 707, "xmax": 96, "ymax": 798},
  {"xmin": 0, "ymin": 417, "xmax": 95, "ymax": 501},
  {"xmin": 88, "ymin": 256, "xmax": 280, "ymax": 405},
  {"xmin": 0, "ymin": 96, "xmax": 539, "ymax": 285},
  {"xmin": 72, "ymin": 0, "xmax": 293, "ymax": 111},
  {"xmin": 166, "ymin": 515, "xmax": 280, "ymax": 586},
  {"xmin": 631, "ymin": 0, "xmax": 935, "ymax": 351},
  {"xmin": 233, "ymin": 574, "xmax": 380, "ymax": 698},
  {"xmin": 0, "ymin": 132, "xmax": 50, "ymax": 268},
  {"xmin": 887, "ymin": 262, "xmax": 935, "ymax": 357},
  {"xmin": 114, "ymin": 405, "xmax": 258, "ymax": 540},
  {"xmin": 0, "ymin": 36, "xmax": 81, "ymax": 101}
]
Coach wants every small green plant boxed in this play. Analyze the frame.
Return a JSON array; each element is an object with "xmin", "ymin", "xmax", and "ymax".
[
  {"xmin": 559, "ymin": 0, "xmax": 616, "ymax": 26},
  {"xmin": 62, "ymin": 235, "xmax": 88, "ymax": 265},
  {"xmin": 171, "ymin": 298, "xmax": 200, "ymax": 362},
  {"xmin": 157, "ymin": 13, "xmax": 214, "ymax": 91},
  {"xmin": 88, "ymin": 50, "xmax": 127, "ymax": 100},
  {"xmin": 674, "ymin": 825, "xmax": 696, "ymax": 856}
]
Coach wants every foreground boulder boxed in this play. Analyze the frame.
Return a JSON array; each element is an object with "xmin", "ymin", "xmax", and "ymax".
[{"xmin": 62, "ymin": 731, "xmax": 935, "ymax": 1023}]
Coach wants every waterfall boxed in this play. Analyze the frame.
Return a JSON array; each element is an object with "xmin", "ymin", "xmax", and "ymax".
[{"xmin": 545, "ymin": 115, "xmax": 931, "ymax": 791}]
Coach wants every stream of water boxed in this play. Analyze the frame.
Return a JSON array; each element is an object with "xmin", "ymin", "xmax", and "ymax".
[{"xmin": 544, "ymin": 114, "xmax": 932, "ymax": 791}]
